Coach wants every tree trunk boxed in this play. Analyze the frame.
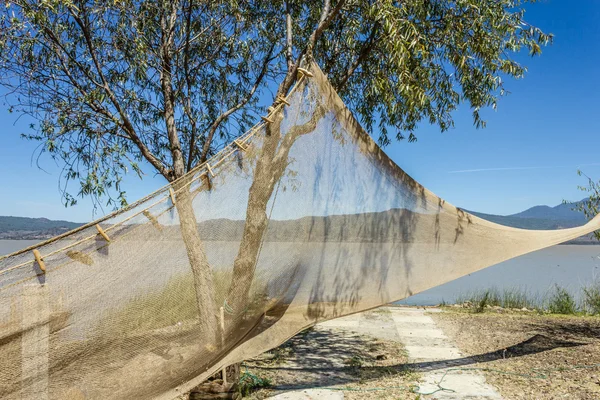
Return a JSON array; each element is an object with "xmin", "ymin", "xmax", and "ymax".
[
  {"xmin": 174, "ymin": 175, "xmax": 240, "ymax": 398},
  {"xmin": 225, "ymin": 115, "xmax": 285, "ymax": 319},
  {"xmin": 190, "ymin": 365, "xmax": 241, "ymax": 399},
  {"xmin": 157, "ymin": 0, "xmax": 220, "ymax": 348},
  {"xmin": 173, "ymin": 177, "xmax": 219, "ymax": 345},
  {"xmin": 225, "ymin": 98, "xmax": 326, "ymax": 322}
]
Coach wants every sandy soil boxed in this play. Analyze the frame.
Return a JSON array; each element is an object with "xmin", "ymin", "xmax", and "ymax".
[
  {"xmin": 242, "ymin": 310, "xmax": 421, "ymax": 399},
  {"xmin": 431, "ymin": 309, "xmax": 600, "ymax": 399}
]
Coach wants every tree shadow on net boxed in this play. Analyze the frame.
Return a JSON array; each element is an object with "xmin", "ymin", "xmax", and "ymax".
[{"xmin": 302, "ymin": 141, "xmax": 430, "ymax": 321}]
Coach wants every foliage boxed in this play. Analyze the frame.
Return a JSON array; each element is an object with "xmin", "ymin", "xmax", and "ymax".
[
  {"xmin": 346, "ymin": 354, "xmax": 365, "ymax": 368},
  {"xmin": 0, "ymin": 0, "xmax": 552, "ymax": 207},
  {"xmin": 238, "ymin": 371, "xmax": 271, "ymax": 397},
  {"xmin": 475, "ymin": 290, "xmax": 491, "ymax": 313},
  {"xmin": 456, "ymin": 287, "xmax": 540, "ymax": 311},
  {"xmin": 455, "ymin": 284, "xmax": 600, "ymax": 316},
  {"xmin": 583, "ymin": 282, "xmax": 600, "ymax": 315},
  {"xmin": 322, "ymin": 0, "xmax": 552, "ymax": 145},
  {"xmin": 0, "ymin": 0, "xmax": 278, "ymax": 209},
  {"xmin": 547, "ymin": 285, "xmax": 577, "ymax": 315},
  {"xmin": 574, "ymin": 170, "xmax": 600, "ymax": 241},
  {"xmin": 501, "ymin": 288, "xmax": 534, "ymax": 309}
]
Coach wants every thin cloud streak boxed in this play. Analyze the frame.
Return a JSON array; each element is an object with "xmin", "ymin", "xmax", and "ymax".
[{"xmin": 448, "ymin": 163, "xmax": 600, "ymax": 174}]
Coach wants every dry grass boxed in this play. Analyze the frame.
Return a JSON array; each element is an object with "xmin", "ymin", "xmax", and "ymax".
[
  {"xmin": 431, "ymin": 309, "xmax": 600, "ymax": 399},
  {"xmin": 94, "ymin": 269, "xmax": 270, "ymax": 335}
]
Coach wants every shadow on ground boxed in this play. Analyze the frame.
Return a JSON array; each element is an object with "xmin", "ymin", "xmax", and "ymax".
[
  {"xmin": 525, "ymin": 320, "xmax": 600, "ymax": 341},
  {"xmin": 250, "ymin": 330, "xmax": 585, "ymax": 391}
]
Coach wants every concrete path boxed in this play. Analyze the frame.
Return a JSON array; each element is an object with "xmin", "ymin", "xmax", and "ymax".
[
  {"xmin": 266, "ymin": 306, "xmax": 502, "ymax": 399},
  {"xmin": 389, "ymin": 307, "xmax": 502, "ymax": 399}
]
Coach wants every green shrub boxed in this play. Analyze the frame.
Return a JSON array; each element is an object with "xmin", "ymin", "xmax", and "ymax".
[
  {"xmin": 547, "ymin": 285, "xmax": 577, "ymax": 315},
  {"xmin": 475, "ymin": 291, "xmax": 491, "ymax": 313},
  {"xmin": 583, "ymin": 282, "xmax": 600, "ymax": 315},
  {"xmin": 238, "ymin": 371, "xmax": 271, "ymax": 396},
  {"xmin": 346, "ymin": 355, "xmax": 364, "ymax": 368},
  {"xmin": 502, "ymin": 287, "xmax": 537, "ymax": 309},
  {"xmin": 457, "ymin": 287, "xmax": 540, "ymax": 312}
]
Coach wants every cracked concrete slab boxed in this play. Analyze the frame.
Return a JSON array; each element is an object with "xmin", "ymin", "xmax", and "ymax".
[{"xmin": 389, "ymin": 307, "xmax": 502, "ymax": 399}]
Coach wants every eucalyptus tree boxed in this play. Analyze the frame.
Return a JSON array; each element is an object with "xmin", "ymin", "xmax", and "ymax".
[
  {"xmin": 0, "ymin": 0, "xmax": 551, "ymax": 343},
  {"xmin": 575, "ymin": 171, "xmax": 600, "ymax": 241}
]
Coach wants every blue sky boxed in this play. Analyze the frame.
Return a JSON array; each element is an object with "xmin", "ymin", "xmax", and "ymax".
[{"xmin": 1, "ymin": 0, "xmax": 599, "ymax": 222}]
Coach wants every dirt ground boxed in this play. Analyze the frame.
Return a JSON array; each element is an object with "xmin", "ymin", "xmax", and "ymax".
[
  {"xmin": 431, "ymin": 309, "xmax": 600, "ymax": 399},
  {"xmin": 183, "ymin": 307, "xmax": 600, "ymax": 399},
  {"xmin": 243, "ymin": 310, "xmax": 421, "ymax": 399}
]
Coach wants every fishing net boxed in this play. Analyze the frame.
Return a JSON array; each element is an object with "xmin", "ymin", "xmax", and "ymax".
[{"xmin": 1, "ymin": 63, "xmax": 599, "ymax": 400}]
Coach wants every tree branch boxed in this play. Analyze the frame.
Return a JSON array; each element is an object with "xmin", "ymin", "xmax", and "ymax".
[
  {"xmin": 286, "ymin": 1, "xmax": 293, "ymax": 71},
  {"xmin": 69, "ymin": 5, "xmax": 171, "ymax": 178},
  {"xmin": 183, "ymin": 0, "xmax": 200, "ymax": 172},
  {"xmin": 159, "ymin": 0, "xmax": 186, "ymax": 179},
  {"xmin": 338, "ymin": 24, "xmax": 379, "ymax": 90},
  {"xmin": 38, "ymin": 24, "xmax": 170, "ymax": 178},
  {"xmin": 305, "ymin": 0, "xmax": 346, "ymax": 58},
  {"xmin": 199, "ymin": 43, "xmax": 276, "ymax": 163},
  {"xmin": 276, "ymin": 0, "xmax": 347, "ymax": 98},
  {"xmin": 273, "ymin": 103, "xmax": 326, "ymax": 167}
]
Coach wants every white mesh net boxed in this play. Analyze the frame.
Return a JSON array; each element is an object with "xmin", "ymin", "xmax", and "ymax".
[{"xmin": 1, "ymin": 63, "xmax": 599, "ymax": 400}]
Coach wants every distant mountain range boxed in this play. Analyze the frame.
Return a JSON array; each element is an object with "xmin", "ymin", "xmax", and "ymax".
[
  {"xmin": 510, "ymin": 200, "xmax": 588, "ymax": 221},
  {"xmin": 0, "ymin": 216, "xmax": 83, "ymax": 240},
  {"xmin": 468, "ymin": 198, "xmax": 596, "ymax": 244},
  {"xmin": 0, "ymin": 198, "xmax": 597, "ymax": 243},
  {"xmin": 468, "ymin": 199, "xmax": 587, "ymax": 230}
]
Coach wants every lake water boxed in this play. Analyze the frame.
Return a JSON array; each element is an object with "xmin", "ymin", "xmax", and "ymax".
[
  {"xmin": 397, "ymin": 244, "xmax": 600, "ymax": 305},
  {"xmin": 1, "ymin": 240, "xmax": 599, "ymax": 305},
  {"xmin": 0, "ymin": 240, "xmax": 41, "ymax": 257}
]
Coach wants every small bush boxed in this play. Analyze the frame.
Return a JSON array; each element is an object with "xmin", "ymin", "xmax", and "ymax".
[
  {"xmin": 502, "ymin": 288, "xmax": 537, "ymax": 309},
  {"xmin": 238, "ymin": 371, "xmax": 271, "ymax": 396},
  {"xmin": 457, "ymin": 287, "xmax": 540, "ymax": 312},
  {"xmin": 268, "ymin": 346, "xmax": 292, "ymax": 364},
  {"xmin": 547, "ymin": 285, "xmax": 577, "ymax": 315},
  {"xmin": 583, "ymin": 283, "xmax": 600, "ymax": 315},
  {"xmin": 346, "ymin": 355, "xmax": 364, "ymax": 368},
  {"xmin": 475, "ymin": 291, "xmax": 491, "ymax": 313}
]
